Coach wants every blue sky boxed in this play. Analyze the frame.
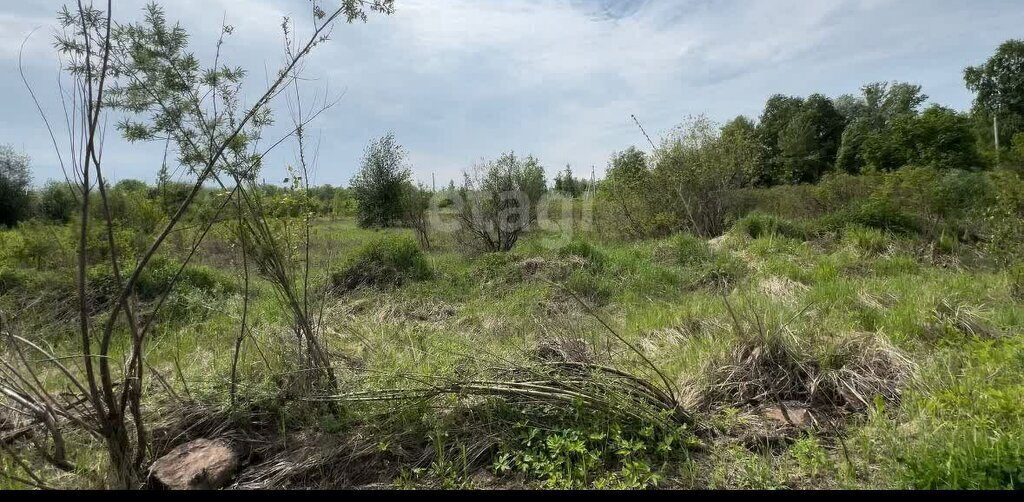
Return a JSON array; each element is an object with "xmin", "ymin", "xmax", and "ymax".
[{"xmin": 2, "ymin": 0, "xmax": 1022, "ymax": 188}]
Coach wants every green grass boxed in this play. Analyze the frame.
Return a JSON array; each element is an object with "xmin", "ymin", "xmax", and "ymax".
[{"xmin": 1, "ymin": 215, "xmax": 1022, "ymax": 489}]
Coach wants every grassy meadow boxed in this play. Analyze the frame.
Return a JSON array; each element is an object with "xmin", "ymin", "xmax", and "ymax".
[{"xmin": 3, "ymin": 201, "xmax": 1021, "ymax": 489}]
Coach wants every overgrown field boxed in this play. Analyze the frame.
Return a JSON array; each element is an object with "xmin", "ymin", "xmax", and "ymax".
[
  {"xmin": 3, "ymin": 196, "xmax": 1021, "ymax": 489},
  {"xmin": 1, "ymin": 3, "xmax": 1023, "ymax": 490}
]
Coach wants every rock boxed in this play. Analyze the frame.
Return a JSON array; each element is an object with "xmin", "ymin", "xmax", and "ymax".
[
  {"xmin": 761, "ymin": 403, "xmax": 813, "ymax": 428},
  {"xmin": 150, "ymin": 438, "xmax": 239, "ymax": 490}
]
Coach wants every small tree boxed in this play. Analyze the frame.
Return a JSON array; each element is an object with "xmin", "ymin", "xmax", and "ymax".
[
  {"xmin": 0, "ymin": 144, "xmax": 32, "ymax": 227},
  {"xmin": 554, "ymin": 164, "xmax": 581, "ymax": 197},
  {"xmin": 401, "ymin": 182, "xmax": 432, "ymax": 249},
  {"xmin": 458, "ymin": 152, "xmax": 546, "ymax": 252},
  {"xmin": 351, "ymin": 132, "xmax": 412, "ymax": 228},
  {"xmin": 36, "ymin": 180, "xmax": 78, "ymax": 223}
]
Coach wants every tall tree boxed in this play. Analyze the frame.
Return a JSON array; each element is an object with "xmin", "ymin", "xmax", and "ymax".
[
  {"xmin": 720, "ymin": 115, "xmax": 762, "ymax": 187},
  {"xmin": 0, "ymin": 144, "xmax": 32, "ymax": 227},
  {"xmin": 861, "ymin": 105, "xmax": 980, "ymax": 171},
  {"xmin": 777, "ymin": 94, "xmax": 846, "ymax": 183},
  {"xmin": 835, "ymin": 82, "xmax": 927, "ymax": 174},
  {"xmin": 755, "ymin": 94, "xmax": 804, "ymax": 185},
  {"xmin": 351, "ymin": 132, "xmax": 412, "ymax": 228},
  {"xmin": 965, "ymin": 40, "xmax": 1024, "ymax": 159}
]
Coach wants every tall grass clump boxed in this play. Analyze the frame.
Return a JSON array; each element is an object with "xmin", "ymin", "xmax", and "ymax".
[
  {"xmin": 332, "ymin": 234, "xmax": 431, "ymax": 291},
  {"xmin": 557, "ymin": 239, "xmax": 607, "ymax": 270},
  {"xmin": 701, "ymin": 300, "xmax": 914, "ymax": 415},
  {"xmin": 732, "ymin": 212, "xmax": 810, "ymax": 241},
  {"xmin": 842, "ymin": 225, "xmax": 891, "ymax": 255},
  {"xmin": 671, "ymin": 232, "xmax": 713, "ymax": 266}
]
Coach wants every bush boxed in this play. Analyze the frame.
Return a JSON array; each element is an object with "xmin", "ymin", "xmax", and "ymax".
[
  {"xmin": 732, "ymin": 211, "xmax": 810, "ymax": 240},
  {"xmin": 135, "ymin": 256, "xmax": 230, "ymax": 299},
  {"xmin": 5, "ymin": 220, "xmax": 70, "ymax": 270},
  {"xmin": 456, "ymin": 151, "xmax": 547, "ymax": 252},
  {"xmin": 35, "ymin": 181, "xmax": 78, "ymax": 223},
  {"xmin": 822, "ymin": 199, "xmax": 921, "ymax": 235},
  {"xmin": 0, "ymin": 267, "xmax": 32, "ymax": 294},
  {"xmin": 87, "ymin": 256, "xmax": 233, "ymax": 303},
  {"xmin": 565, "ymin": 269, "xmax": 613, "ymax": 305},
  {"xmin": 983, "ymin": 169, "xmax": 1024, "ymax": 264},
  {"xmin": 331, "ymin": 235, "xmax": 431, "ymax": 291}
]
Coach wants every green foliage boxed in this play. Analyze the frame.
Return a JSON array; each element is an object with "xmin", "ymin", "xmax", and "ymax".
[
  {"xmin": 756, "ymin": 94, "xmax": 806, "ymax": 185},
  {"xmin": 654, "ymin": 116, "xmax": 759, "ymax": 236},
  {"xmin": 492, "ymin": 413, "xmax": 695, "ymax": 489},
  {"xmin": 87, "ymin": 255, "xmax": 233, "ymax": 302},
  {"xmin": 351, "ymin": 132, "xmax": 412, "ymax": 228},
  {"xmin": 671, "ymin": 232, "xmax": 713, "ymax": 266},
  {"xmin": 835, "ymin": 82, "xmax": 928, "ymax": 174},
  {"xmin": 35, "ymin": 181, "xmax": 78, "ymax": 223},
  {"xmin": 983, "ymin": 169, "xmax": 1024, "ymax": 263},
  {"xmin": 826, "ymin": 198, "xmax": 921, "ymax": 235},
  {"xmin": 458, "ymin": 151, "xmax": 547, "ymax": 251},
  {"xmin": 861, "ymin": 105, "xmax": 982, "ymax": 172},
  {"xmin": 842, "ymin": 225, "xmax": 891, "ymax": 255},
  {"xmin": 331, "ymin": 234, "xmax": 431, "ymax": 291},
  {"xmin": 0, "ymin": 145, "xmax": 32, "ymax": 228},
  {"xmin": 698, "ymin": 252, "xmax": 748, "ymax": 289},
  {"xmin": 553, "ymin": 164, "xmax": 590, "ymax": 198},
  {"xmin": 1009, "ymin": 262, "xmax": 1024, "ymax": 301},
  {"xmin": 596, "ymin": 147, "xmax": 656, "ymax": 239},
  {"xmin": 732, "ymin": 211, "xmax": 809, "ymax": 240},
  {"xmin": 965, "ymin": 39, "xmax": 1024, "ymax": 150},
  {"xmin": 113, "ymin": 179, "xmax": 148, "ymax": 193},
  {"xmin": 889, "ymin": 339, "xmax": 1024, "ymax": 489},
  {"xmin": 565, "ymin": 269, "xmax": 613, "ymax": 305},
  {"xmin": 3, "ymin": 220, "xmax": 70, "ymax": 270},
  {"xmin": 777, "ymin": 94, "xmax": 846, "ymax": 184},
  {"xmin": 557, "ymin": 239, "xmax": 606, "ymax": 270}
]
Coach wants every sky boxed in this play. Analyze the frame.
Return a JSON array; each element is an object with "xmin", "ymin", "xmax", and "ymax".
[{"xmin": 1, "ymin": 0, "xmax": 1022, "ymax": 188}]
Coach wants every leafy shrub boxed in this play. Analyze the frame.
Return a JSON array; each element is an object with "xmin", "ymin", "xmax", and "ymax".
[
  {"xmin": 492, "ymin": 412, "xmax": 696, "ymax": 489},
  {"xmin": 826, "ymin": 199, "xmax": 921, "ymax": 234},
  {"xmin": 331, "ymin": 235, "xmax": 431, "ymax": 291},
  {"xmin": 472, "ymin": 252, "xmax": 523, "ymax": 284},
  {"xmin": 35, "ymin": 181, "xmax": 78, "ymax": 223},
  {"xmin": 0, "ymin": 145, "xmax": 32, "ymax": 228},
  {"xmin": 456, "ymin": 151, "xmax": 547, "ymax": 252},
  {"xmin": 732, "ymin": 211, "xmax": 809, "ymax": 240},
  {"xmin": 8, "ymin": 220, "xmax": 70, "ymax": 270},
  {"xmin": 135, "ymin": 256, "xmax": 230, "ymax": 299},
  {"xmin": 87, "ymin": 256, "xmax": 233, "ymax": 302},
  {"xmin": 0, "ymin": 267, "xmax": 32, "ymax": 294}
]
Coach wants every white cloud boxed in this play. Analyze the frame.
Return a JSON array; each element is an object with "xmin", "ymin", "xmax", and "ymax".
[{"xmin": 2, "ymin": 0, "xmax": 1023, "ymax": 186}]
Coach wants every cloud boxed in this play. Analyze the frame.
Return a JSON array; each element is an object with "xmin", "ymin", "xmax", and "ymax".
[{"xmin": 2, "ymin": 0, "xmax": 1023, "ymax": 186}]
